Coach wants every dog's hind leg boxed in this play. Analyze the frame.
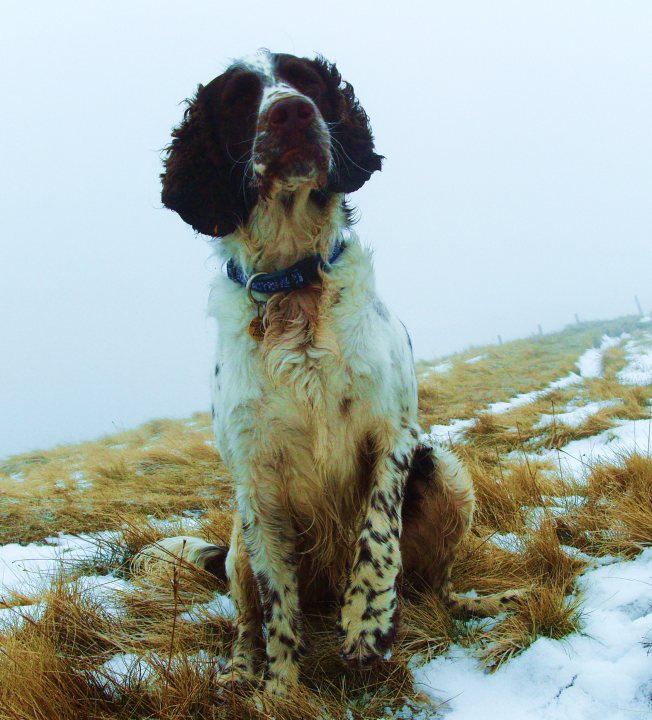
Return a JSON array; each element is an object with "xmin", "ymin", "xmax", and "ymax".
[
  {"xmin": 401, "ymin": 442, "xmax": 525, "ymax": 616},
  {"xmin": 401, "ymin": 442, "xmax": 474, "ymax": 594},
  {"xmin": 131, "ymin": 536, "xmax": 228, "ymax": 582}
]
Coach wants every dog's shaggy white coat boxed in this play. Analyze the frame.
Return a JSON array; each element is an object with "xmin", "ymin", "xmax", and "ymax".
[{"xmin": 151, "ymin": 51, "xmax": 522, "ymax": 697}]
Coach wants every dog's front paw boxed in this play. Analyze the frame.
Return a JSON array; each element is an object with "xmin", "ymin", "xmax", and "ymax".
[
  {"xmin": 263, "ymin": 675, "xmax": 294, "ymax": 697},
  {"xmin": 339, "ymin": 588, "xmax": 399, "ymax": 665},
  {"xmin": 215, "ymin": 658, "xmax": 258, "ymax": 693}
]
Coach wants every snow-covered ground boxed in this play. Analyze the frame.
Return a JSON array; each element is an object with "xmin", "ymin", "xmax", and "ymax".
[
  {"xmin": 0, "ymin": 533, "xmax": 102, "ymax": 598},
  {"xmin": 537, "ymin": 416, "xmax": 652, "ymax": 481},
  {"xmin": 619, "ymin": 333, "xmax": 652, "ymax": 386},
  {"xmin": 534, "ymin": 399, "xmax": 622, "ymax": 430},
  {"xmin": 414, "ymin": 549, "xmax": 652, "ymax": 720},
  {"xmin": 419, "ymin": 332, "xmax": 652, "ymax": 718}
]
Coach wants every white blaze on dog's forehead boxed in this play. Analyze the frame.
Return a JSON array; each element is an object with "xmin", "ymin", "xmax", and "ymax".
[{"xmin": 233, "ymin": 52, "xmax": 275, "ymax": 82}]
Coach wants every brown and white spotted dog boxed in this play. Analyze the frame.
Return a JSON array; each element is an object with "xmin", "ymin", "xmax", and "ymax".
[{"xmin": 151, "ymin": 50, "xmax": 519, "ymax": 696}]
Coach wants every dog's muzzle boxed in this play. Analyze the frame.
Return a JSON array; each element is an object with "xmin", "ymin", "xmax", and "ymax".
[{"xmin": 253, "ymin": 94, "xmax": 331, "ymax": 192}]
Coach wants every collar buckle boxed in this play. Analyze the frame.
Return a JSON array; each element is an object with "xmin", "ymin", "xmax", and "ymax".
[{"xmin": 245, "ymin": 272, "xmax": 267, "ymax": 307}]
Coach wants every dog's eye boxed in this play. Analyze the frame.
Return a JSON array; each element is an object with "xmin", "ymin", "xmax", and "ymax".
[
  {"xmin": 283, "ymin": 68, "xmax": 323, "ymax": 95},
  {"xmin": 222, "ymin": 73, "xmax": 261, "ymax": 108}
]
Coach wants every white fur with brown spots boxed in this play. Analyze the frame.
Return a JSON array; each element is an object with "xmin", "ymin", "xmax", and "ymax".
[{"xmin": 153, "ymin": 51, "xmax": 524, "ymax": 697}]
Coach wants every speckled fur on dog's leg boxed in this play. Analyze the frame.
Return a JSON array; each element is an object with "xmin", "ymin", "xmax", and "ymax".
[
  {"xmin": 216, "ymin": 514, "xmax": 263, "ymax": 688},
  {"xmin": 235, "ymin": 466, "xmax": 306, "ymax": 696},
  {"xmin": 339, "ymin": 424, "xmax": 417, "ymax": 664}
]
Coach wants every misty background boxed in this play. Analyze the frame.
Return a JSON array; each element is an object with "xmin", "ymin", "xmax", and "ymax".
[{"xmin": 1, "ymin": 1, "xmax": 650, "ymax": 458}]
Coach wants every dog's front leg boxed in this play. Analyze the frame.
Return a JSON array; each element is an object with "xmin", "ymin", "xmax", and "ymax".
[
  {"xmin": 339, "ymin": 426, "xmax": 416, "ymax": 664},
  {"xmin": 235, "ymin": 467, "xmax": 304, "ymax": 696},
  {"xmin": 219, "ymin": 513, "xmax": 263, "ymax": 686}
]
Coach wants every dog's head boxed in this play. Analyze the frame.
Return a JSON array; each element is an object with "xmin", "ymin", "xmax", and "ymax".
[{"xmin": 161, "ymin": 52, "xmax": 383, "ymax": 237}]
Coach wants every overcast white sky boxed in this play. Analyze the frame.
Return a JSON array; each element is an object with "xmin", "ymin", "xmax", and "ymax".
[{"xmin": 1, "ymin": 0, "xmax": 650, "ymax": 458}]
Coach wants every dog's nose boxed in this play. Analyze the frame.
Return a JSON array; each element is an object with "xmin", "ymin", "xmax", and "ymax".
[{"xmin": 269, "ymin": 97, "xmax": 315, "ymax": 131}]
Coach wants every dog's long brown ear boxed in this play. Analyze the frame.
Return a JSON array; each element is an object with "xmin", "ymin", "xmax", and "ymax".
[
  {"xmin": 161, "ymin": 82, "xmax": 253, "ymax": 237},
  {"xmin": 312, "ymin": 58, "xmax": 383, "ymax": 194}
]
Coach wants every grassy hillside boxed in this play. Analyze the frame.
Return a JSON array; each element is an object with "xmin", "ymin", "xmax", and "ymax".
[{"xmin": 1, "ymin": 315, "xmax": 650, "ymax": 719}]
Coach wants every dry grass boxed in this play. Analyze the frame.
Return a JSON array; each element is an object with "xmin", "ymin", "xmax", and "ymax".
[
  {"xmin": 1, "ymin": 315, "xmax": 651, "ymax": 718},
  {"xmin": 417, "ymin": 316, "xmax": 643, "ymax": 428},
  {"xmin": 480, "ymin": 584, "xmax": 584, "ymax": 668},
  {"xmin": 0, "ymin": 415, "xmax": 230, "ymax": 545},
  {"xmin": 558, "ymin": 451, "xmax": 652, "ymax": 557}
]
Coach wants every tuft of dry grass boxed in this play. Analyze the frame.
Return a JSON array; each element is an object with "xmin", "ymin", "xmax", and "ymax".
[
  {"xmin": 520, "ymin": 518, "xmax": 586, "ymax": 592},
  {"xmin": 558, "ymin": 451, "xmax": 652, "ymax": 557},
  {"xmin": 480, "ymin": 584, "xmax": 584, "ymax": 668},
  {"xmin": 399, "ymin": 593, "xmax": 456, "ymax": 662}
]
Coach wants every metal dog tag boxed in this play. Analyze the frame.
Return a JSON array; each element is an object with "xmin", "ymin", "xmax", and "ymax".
[{"xmin": 248, "ymin": 316, "xmax": 265, "ymax": 341}]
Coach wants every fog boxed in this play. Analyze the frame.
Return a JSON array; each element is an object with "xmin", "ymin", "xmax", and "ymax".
[{"xmin": 1, "ymin": 0, "xmax": 650, "ymax": 457}]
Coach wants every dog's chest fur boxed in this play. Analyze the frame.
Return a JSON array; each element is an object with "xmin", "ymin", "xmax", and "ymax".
[{"xmin": 208, "ymin": 237, "xmax": 417, "ymax": 527}]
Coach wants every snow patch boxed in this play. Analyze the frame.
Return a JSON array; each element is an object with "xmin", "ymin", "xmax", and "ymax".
[
  {"xmin": 0, "ymin": 534, "xmax": 103, "ymax": 597},
  {"xmin": 422, "ymin": 361, "xmax": 453, "ymax": 376},
  {"xmin": 145, "ymin": 512, "xmax": 204, "ymax": 534},
  {"xmin": 73, "ymin": 574, "xmax": 131, "ymax": 618},
  {"xmin": 618, "ymin": 334, "xmax": 652, "ymax": 386},
  {"xmin": 92, "ymin": 649, "xmax": 221, "ymax": 697},
  {"xmin": 465, "ymin": 355, "xmax": 486, "ymax": 365},
  {"xmin": 179, "ymin": 592, "xmax": 235, "ymax": 622},
  {"xmin": 93, "ymin": 652, "xmax": 156, "ymax": 695},
  {"xmin": 535, "ymin": 399, "xmax": 621, "ymax": 430},
  {"xmin": 0, "ymin": 601, "xmax": 44, "ymax": 628},
  {"xmin": 428, "ymin": 419, "xmax": 476, "ymax": 444},
  {"xmin": 414, "ymin": 549, "xmax": 652, "ymax": 720},
  {"xmin": 576, "ymin": 349, "xmax": 603, "ymax": 379},
  {"xmin": 486, "ymin": 373, "xmax": 582, "ymax": 416},
  {"xmin": 534, "ymin": 416, "xmax": 652, "ymax": 481},
  {"xmin": 72, "ymin": 470, "xmax": 92, "ymax": 489},
  {"xmin": 489, "ymin": 533, "xmax": 522, "ymax": 553},
  {"xmin": 576, "ymin": 334, "xmax": 627, "ymax": 379}
]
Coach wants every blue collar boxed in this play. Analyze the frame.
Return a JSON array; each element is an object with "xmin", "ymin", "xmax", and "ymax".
[{"xmin": 226, "ymin": 239, "xmax": 345, "ymax": 295}]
